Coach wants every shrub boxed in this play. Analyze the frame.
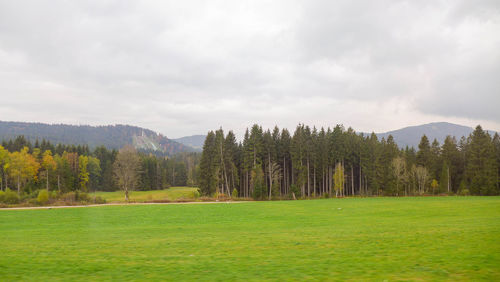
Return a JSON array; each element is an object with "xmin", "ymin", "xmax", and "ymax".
[
  {"xmin": 28, "ymin": 198, "xmax": 38, "ymax": 205},
  {"xmin": 93, "ymin": 196, "xmax": 106, "ymax": 204},
  {"xmin": 459, "ymin": 189, "xmax": 470, "ymax": 196},
  {"xmin": 231, "ymin": 188, "xmax": 238, "ymax": 198},
  {"xmin": 77, "ymin": 192, "xmax": 90, "ymax": 202},
  {"xmin": 60, "ymin": 192, "xmax": 77, "ymax": 203},
  {"xmin": 0, "ymin": 190, "xmax": 4, "ymax": 203},
  {"xmin": 193, "ymin": 189, "xmax": 201, "ymax": 199},
  {"xmin": 37, "ymin": 190, "xmax": 49, "ymax": 205},
  {"xmin": 2, "ymin": 189, "xmax": 20, "ymax": 204},
  {"xmin": 290, "ymin": 184, "xmax": 300, "ymax": 199}
]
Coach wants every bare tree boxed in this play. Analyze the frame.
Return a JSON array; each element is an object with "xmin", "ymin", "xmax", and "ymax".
[
  {"xmin": 392, "ymin": 157, "xmax": 406, "ymax": 196},
  {"xmin": 113, "ymin": 145, "xmax": 141, "ymax": 201},
  {"xmin": 414, "ymin": 165, "xmax": 429, "ymax": 195}
]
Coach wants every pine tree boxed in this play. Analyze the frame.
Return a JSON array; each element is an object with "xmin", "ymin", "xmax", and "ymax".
[
  {"xmin": 441, "ymin": 136, "xmax": 460, "ymax": 192},
  {"xmin": 291, "ymin": 125, "xmax": 306, "ymax": 197},
  {"xmin": 224, "ymin": 130, "xmax": 239, "ymax": 196},
  {"xmin": 493, "ymin": 133, "xmax": 500, "ymax": 193},
  {"xmin": 417, "ymin": 135, "xmax": 431, "ymax": 167},
  {"xmin": 199, "ymin": 131, "xmax": 218, "ymax": 196},
  {"xmin": 466, "ymin": 126, "xmax": 497, "ymax": 195}
]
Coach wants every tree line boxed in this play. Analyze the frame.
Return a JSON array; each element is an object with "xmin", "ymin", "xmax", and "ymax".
[
  {"xmin": 199, "ymin": 124, "xmax": 500, "ymax": 199},
  {"xmin": 0, "ymin": 136, "xmax": 201, "ymax": 198}
]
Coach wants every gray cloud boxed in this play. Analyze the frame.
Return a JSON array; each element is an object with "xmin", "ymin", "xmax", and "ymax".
[{"xmin": 0, "ymin": 0, "xmax": 499, "ymax": 138}]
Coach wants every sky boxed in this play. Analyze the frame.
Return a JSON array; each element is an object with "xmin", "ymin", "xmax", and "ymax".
[{"xmin": 0, "ymin": 0, "xmax": 499, "ymax": 138}]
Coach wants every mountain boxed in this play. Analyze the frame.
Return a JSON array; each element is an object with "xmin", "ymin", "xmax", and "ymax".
[
  {"xmin": 375, "ymin": 122, "xmax": 497, "ymax": 148},
  {"xmin": 174, "ymin": 122, "xmax": 498, "ymax": 151},
  {"xmin": 0, "ymin": 121, "xmax": 195, "ymax": 155},
  {"xmin": 172, "ymin": 135, "xmax": 206, "ymax": 151}
]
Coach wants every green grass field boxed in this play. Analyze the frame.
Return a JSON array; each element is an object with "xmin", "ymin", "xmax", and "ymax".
[
  {"xmin": 1, "ymin": 197, "xmax": 499, "ymax": 281},
  {"xmin": 94, "ymin": 187, "xmax": 199, "ymax": 202}
]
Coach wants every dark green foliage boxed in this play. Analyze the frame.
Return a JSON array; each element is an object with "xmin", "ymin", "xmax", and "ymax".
[
  {"xmin": 252, "ymin": 164, "xmax": 266, "ymax": 200},
  {"xmin": 199, "ymin": 131, "xmax": 218, "ymax": 196},
  {"xmin": 199, "ymin": 123, "xmax": 500, "ymax": 198},
  {"xmin": 466, "ymin": 126, "xmax": 498, "ymax": 195},
  {"xmin": 416, "ymin": 135, "xmax": 431, "ymax": 166}
]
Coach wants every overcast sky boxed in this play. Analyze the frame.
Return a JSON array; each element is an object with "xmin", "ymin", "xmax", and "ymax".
[{"xmin": 0, "ymin": 0, "xmax": 499, "ymax": 138}]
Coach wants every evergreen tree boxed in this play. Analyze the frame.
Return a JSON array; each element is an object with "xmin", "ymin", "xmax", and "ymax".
[
  {"xmin": 466, "ymin": 126, "xmax": 497, "ymax": 195},
  {"xmin": 441, "ymin": 136, "xmax": 460, "ymax": 192},
  {"xmin": 199, "ymin": 131, "xmax": 218, "ymax": 196},
  {"xmin": 417, "ymin": 135, "xmax": 431, "ymax": 167}
]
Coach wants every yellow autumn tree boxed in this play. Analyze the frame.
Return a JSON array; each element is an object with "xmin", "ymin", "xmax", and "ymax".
[
  {"xmin": 42, "ymin": 150, "xmax": 57, "ymax": 191},
  {"xmin": 333, "ymin": 162, "xmax": 344, "ymax": 197},
  {"xmin": 8, "ymin": 147, "xmax": 40, "ymax": 195},
  {"xmin": 78, "ymin": 155, "xmax": 89, "ymax": 192},
  {"xmin": 0, "ymin": 145, "xmax": 9, "ymax": 190}
]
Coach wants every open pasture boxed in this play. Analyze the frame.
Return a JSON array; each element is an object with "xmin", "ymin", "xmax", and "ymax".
[{"xmin": 1, "ymin": 197, "xmax": 499, "ymax": 280}]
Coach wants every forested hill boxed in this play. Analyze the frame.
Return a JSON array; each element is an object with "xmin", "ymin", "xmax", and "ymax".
[
  {"xmin": 0, "ymin": 121, "xmax": 195, "ymax": 155},
  {"xmin": 376, "ymin": 122, "xmax": 497, "ymax": 148}
]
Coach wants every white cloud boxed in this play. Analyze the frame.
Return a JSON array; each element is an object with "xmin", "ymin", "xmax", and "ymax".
[{"xmin": 0, "ymin": 0, "xmax": 498, "ymax": 138}]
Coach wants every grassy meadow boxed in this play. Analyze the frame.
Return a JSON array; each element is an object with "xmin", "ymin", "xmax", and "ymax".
[
  {"xmin": 1, "ymin": 197, "xmax": 499, "ymax": 280},
  {"xmin": 94, "ymin": 187, "xmax": 199, "ymax": 202}
]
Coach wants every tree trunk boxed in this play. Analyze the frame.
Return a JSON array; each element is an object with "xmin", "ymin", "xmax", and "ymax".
[
  {"xmin": 329, "ymin": 166, "xmax": 332, "ymax": 196},
  {"xmin": 351, "ymin": 166, "xmax": 354, "ymax": 196},
  {"xmin": 46, "ymin": 169, "xmax": 49, "ymax": 191},
  {"xmin": 268, "ymin": 153, "xmax": 272, "ymax": 200},
  {"xmin": 17, "ymin": 175, "xmax": 20, "ymax": 195},
  {"xmin": 172, "ymin": 166, "xmax": 175, "ymax": 186},
  {"xmin": 448, "ymin": 167, "xmax": 451, "ymax": 193},
  {"xmin": 219, "ymin": 141, "xmax": 229, "ymax": 196},
  {"xmin": 301, "ymin": 160, "xmax": 305, "ymax": 197},
  {"xmin": 125, "ymin": 187, "xmax": 129, "ymax": 201},
  {"xmin": 359, "ymin": 165, "xmax": 361, "ymax": 196},
  {"xmin": 307, "ymin": 158, "xmax": 310, "ymax": 197},
  {"xmin": 283, "ymin": 156, "xmax": 286, "ymax": 194},
  {"xmin": 313, "ymin": 165, "xmax": 316, "ymax": 197},
  {"xmin": 322, "ymin": 168, "xmax": 325, "ymax": 196}
]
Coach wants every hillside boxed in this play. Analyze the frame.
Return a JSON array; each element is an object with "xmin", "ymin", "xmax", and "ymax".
[
  {"xmin": 375, "ymin": 122, "xmax": 497, "ymax": 148},
  {"xmin": 172, "ymin": 135, "xmax": 206, "ymax": 151},
  {"xmin": 0, "ymin": 121, "xmax": 194, "ymax": 155}
]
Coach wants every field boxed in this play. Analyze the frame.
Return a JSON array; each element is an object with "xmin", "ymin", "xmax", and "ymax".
[
  {"xmin": 1, "ymin": 197, "xmax": 499, "ymax": 281},
  {"xmin": 94, "ymin": 187, "xmax": 199, "ymax": 202}
]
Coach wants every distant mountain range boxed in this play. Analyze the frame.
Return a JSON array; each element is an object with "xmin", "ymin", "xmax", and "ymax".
[
  {"xmin": 173, "ymin": 122, "xmax": 498, "ymax": 150},
  {"xmin": 0, "ymin": 121, "xmax": 195, "ymax": 155},
  {"xmin": 172, "ymin": 135, "xmax": 206, "ymax": 151},
  {"xmin": 374, "ymin": 122, "xmax": 497, "ymax": 148}
]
